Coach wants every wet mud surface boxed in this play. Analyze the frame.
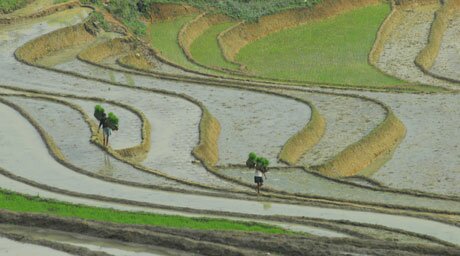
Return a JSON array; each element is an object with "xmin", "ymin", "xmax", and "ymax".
[
  {"xmin": 220, "ymin": 166, "xmax": 460, "ymax": 212},
  {"xmin": 271, "ymin": 88, "xmax": 386, "ymax": 166},
  {"xmin": 0, "ymin": 224, "xmax": 194, "ymax": 256},
  {"xmin": 1, "ymin": 101, "xmax": 459, "ymax": 245},
  {"xmin": 376, "ymin": 5, "xmax": 457, "ymax": 89},
  {"xmin": 1, "ymin": 4, "xmax": 460, "ymax": 253},
  {"xmin": 358, "ymin": 91, "xmax": 460, "ymax": 196},
  {"xmin": 431, "ymin": 13, "xmax": 460, "ymax": 82},
  {"xmin": 0, "ymin": 236, "xmax": 73, "ymax": 256},
  {"xmin": 56, "ymin": 60, "xmax": 311, "ymax": 167}
]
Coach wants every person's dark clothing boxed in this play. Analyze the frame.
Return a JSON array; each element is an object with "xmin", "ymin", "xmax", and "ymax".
[{"xmin": 99, "ymin": 117, "xmax": 109, "ymax": 129}]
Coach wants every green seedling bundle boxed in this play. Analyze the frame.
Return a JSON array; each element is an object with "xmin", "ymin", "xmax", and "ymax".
[
  {"xmin": 246, "ymin": 152, "xmax": 269, "ymax": 172},
  {"xmin": 94, "ymin": 105, "xmax": 119, "ymax": 130},
  {"xmin": 94, "ymin": 104, "xmax": 105, "ymax": 120},
  {"xmin": 108, "ymin": 112, "xmax": 119, "ymax": 130}
]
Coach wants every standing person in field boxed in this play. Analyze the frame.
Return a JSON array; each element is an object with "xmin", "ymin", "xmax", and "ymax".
[
  {"xmin": 254, "ymin": 168, "xmax": 267, "ymax": 194},
  {"xmin": 98, "ymin": 112, "xmax": 111, "ymax": 147}
]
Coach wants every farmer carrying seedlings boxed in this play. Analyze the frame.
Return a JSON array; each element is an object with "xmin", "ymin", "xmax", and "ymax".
[
  {"xmin": 95, "ymin": 105, "xmax": 118, "ymax": 147},
  {"xmin": 254, "ymin": 167, "xmax": 267, "ymax": 194},
  {"xmin": 97, "ymin": 112, "xmax": 111, "ymax": 147}
]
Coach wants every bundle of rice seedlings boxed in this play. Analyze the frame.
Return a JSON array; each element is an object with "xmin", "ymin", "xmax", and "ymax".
[
  {"xmin": 94, "ymin": 105, "xmax": 105, "ymax": 121},
  {"xmin": 107, "ymin": 112, "xmax": 119, "ymax": 130}
]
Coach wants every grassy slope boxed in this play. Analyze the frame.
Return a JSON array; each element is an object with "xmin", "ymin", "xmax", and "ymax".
[
  {"xmin": 0, "ymin": 189, "xmax": 292, "ymax": 234},
  {"xmin": 0, "ymin": 0, "xmax": 30, "ymax": 14},
  {"xmin": 147, "ymin": 0, "xmax": 321, "ymax": 22},
  {"xmin": 236, "ymin": 4, "xmax": 406, "ymax": 88},
  {"xmin": 190, "ymin": 22, "xmax": 240, "ymax": 71},
  {"xmin": 148, "ymin": 15, "xmax": 224, "ymax": 75}
]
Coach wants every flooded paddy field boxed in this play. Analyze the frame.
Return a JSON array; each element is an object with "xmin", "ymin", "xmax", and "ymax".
[
  {"xmin": 358, "ymin": 91, "xmax": 460, "ymax": 196},
  {"xmin": 1, "ymin": 1, "xmax": 460, "ymax": 254},
  {"xmin": 56, "ymin": 59, "xmax": 312, "ymax": 167},
  {"xmin": 219, "ymin": 166, "xmax": 460, "ymax": 212},
  {"xmin": 431, "ymin": 13, "xmax": 460, "ymax": 82},
  {"xmin": 0, "ymin": 236, "xmax": 73, "ymax": 256},
  {"xmin": 375, "ymin": 4, "xmax": 457, "ymax": 89}
]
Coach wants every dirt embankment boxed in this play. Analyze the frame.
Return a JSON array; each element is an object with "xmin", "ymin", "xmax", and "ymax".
[
  {"xmin": 15, "ymin": 23, "xmax": 96, "ymax": 64},
  {"xmin": 0, "ymin": 0, "xmax": 80, "ymax": 24},
  {"xmin": 79, "ymin": 39, "xmax": 221, "ymax": 166},
  {"xmin": 118, "ymin": 54, "xmax": 156, "ymax": 72},
  {"xmin": 79, "ymin": 37, "xmax": 131, "ymax": 63},
  {"xmin": 148, "ymin": 3, "xmax": 198, "ymax": 22},
  {"xmin": 179, "ymin": 13, "xmax": 240, "ymax": 72},
  {"xmin": 315, "ymin": 107, "xmax": 406, "ymax": 177},
  {"xmin": 192, "ymin": 108, "xmax": 221, "ymax": 167},
  {"xmin": 369, "ymin": 0, "xmax": 405, "ymax": 65},
  {"xmin": 415, "ymin": 0, "xmax": 460, "ymax": 71},
  {"xmin": 279, "ymin": 102, "xmax": 326, "ymax": 166},
  {"xmin": 79, "ymin": 37, "xmax": 156, "ymax": 73},
  {"xmin": 218, "ymin": 0, "xmax": 381, "ymax": 62}
]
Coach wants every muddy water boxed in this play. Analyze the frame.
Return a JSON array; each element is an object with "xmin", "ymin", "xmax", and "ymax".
[
  {"xmin": 220, "ymin": 167, "xmax": 460, "ymax": 211},
  {"xmin": 68, "ymin": 98, "xmax": 143, "ymax": 150},
  {"xmin": 0, "ymin": 225, "xmax": 194, "ymax": 256},
  {"xmin": 358, "ymin": 91, "xmax": 460, "ymax": 196},
  {"xmin": 0, "ymin": 10, "xmax": 247, "ymax": 190},
  {"xmin": 271, "ymin": 89, "xmax": 386, "ymax": 166},
  {"xmin": 57, "ymin": 59, "xmax": 311, "ymax": 167},
  {"xmin": 375, "ymin": 4, "xmax": 457, "ymax": 89},
  {"xmin": 1, "ymin": 102, "xmax": 460, "ymax": 245},
  {"xmin": 431, "ymin": 14, "xmax": 460, "ymax": 82},
  {"xmin": 3, "ymin": 96, "xmax": 214, "ymax": 193},
  {"xmin": 0, "ymin": 236, "xmax": 72, "ymax": 256}
]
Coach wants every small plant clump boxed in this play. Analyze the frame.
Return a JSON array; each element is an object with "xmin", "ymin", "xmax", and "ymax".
[
  {"xmin": 108, "ymin": 112, "xmax": 119, "ymax": 130},
  {"xmin": 106, "ymin": 0, "xmax": 147, "ymax": 36},
  {"xmin": 246, "ymin": 152, "xmax": 269, "ymax": 172},
  {"xmin": 94, "ymin": 105, "xmax": 119, "ymax": 130},
  {"xmin": 88, "ymin": 11, "xmax": 111, "ymax": 31},
  {"xmin": 256, "ymin": 157, "xmax": 269, "ymax": 172},
  {"xmin": 94, "ymin": 104, "xmax": 105, "ymax": 120},
  {"xmin": 0, "ymin": 0, "xmax": 29, "ymax": 14},
  {"xmin": 246, "ymin": 152, "xmax": 257, "ymax": 168}
]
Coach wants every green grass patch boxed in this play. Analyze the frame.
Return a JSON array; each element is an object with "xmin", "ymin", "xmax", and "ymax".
[
  {"xmin": 0, "ymin": 0, "xmax": 29, "ymax": 14},
  {"xmin": 0, "ymin": 189, "xmax": 292, "ymax": 234},
  {"xmin": 190, "ymin": 22, "xmax": 240, "ymax": 71},
  {"xmin": 237, "ymin": 4, "xmax": 409, "ymax": 89},
  {"xmin": 53, "ymin": 0, "xmax": 70, "ymax": 4},
  {"xmin": 148, "ymin": 15, "xmax": 224, "ymax": 75}
]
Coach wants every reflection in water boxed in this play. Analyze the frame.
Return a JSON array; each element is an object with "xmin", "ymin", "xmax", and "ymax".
[{"xmin": 98, "ymin": 153, "xmax": 114, "ymax": 177}]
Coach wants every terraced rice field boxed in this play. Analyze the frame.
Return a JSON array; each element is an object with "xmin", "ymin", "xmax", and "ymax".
[
  {"xmin": 236, "ymin": 4, "xmax": 406, "ymax": 87},
  {"xmin": 0, "ymin": 0, "xmax": 459, "ymax": 255}
]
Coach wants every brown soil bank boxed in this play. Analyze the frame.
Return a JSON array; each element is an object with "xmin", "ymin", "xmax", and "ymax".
[
  {"xmin": 2, "ymin": 210, "xmax": 460, "ymax": 256},
  {"xmin": 79, "ymin": 37, "xmax": 130, "ymax": 63},
  {"xmin": 179, "ymin": 13, "xmax": 236, "ymax": 71},
  {"xmin": 315, "ymin": 108, "xmax": 406, "ymax": 177},
  {"xmin": 415, "ymin": 0, "xmax": 460, "ymax": 71},
  {"xmin": 192, "ymin": 108, "xmax": 221, "ymax": 166},
  {"xmin": 279, "ymin": 103, "xmax": 326, "ymax": 165},
  {"xmin": 79, "ymin": 37, "xmax": 155, "ymax": 72},
  {"xmin": 79, "ymin": 38, "xmax": 222, "ymax": 166},
  {"xmin": 148, "ymin": 3, "xmax": 198, "ymax": 22},
  {"xmin": 0, "ymin": 1, "xmax": 80, "ymax": 24},
  {"xmin": 118, "ymin": 54, "xmax": 156, "ymax": 72},
  {"xmin": 219, "ymin": 0, "xmax": 381, "ymax": 62},
  {"xmin": 15, "ymin": 23, "xmax": 96, "ymax": 64}
]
